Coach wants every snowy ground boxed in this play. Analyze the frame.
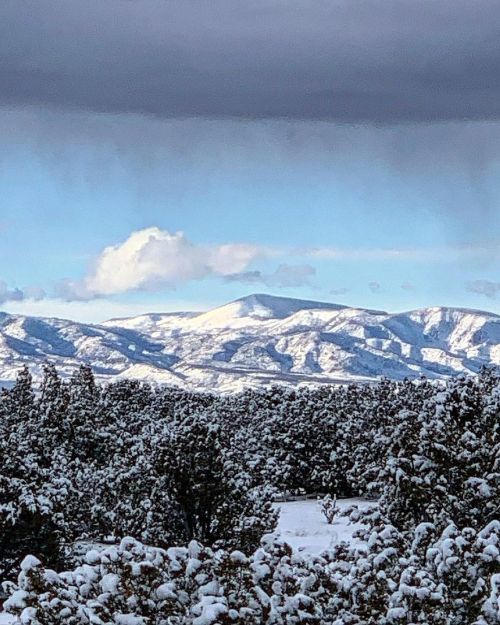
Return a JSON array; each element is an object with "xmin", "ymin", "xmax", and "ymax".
[
  {"xmin": 273, "ymin": 497, "xmax": 374, "ymax": 554},
  {"xmin": 0, "ymin": 498, "xmax": 374, "ymax": 624}
]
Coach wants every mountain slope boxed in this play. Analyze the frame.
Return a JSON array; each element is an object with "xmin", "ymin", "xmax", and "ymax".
[{"xmin": 1, "ymin": 294, "xmax": 499, "ymax": 392}]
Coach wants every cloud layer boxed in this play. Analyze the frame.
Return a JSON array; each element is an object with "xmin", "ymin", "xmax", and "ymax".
[
  {"xmin": 0, "ymin": 281, "xmax": 24, "ymax": 304},
  {"xmin": 0, "ymin": 281, "xmax": 45, "ymax": 305},
  {"xmin": 467, "ymin": 280, "xmax": 500, "ymax": 299},
  {"xmin": 2, "ymin": 226, "xmax": 499, "ymax": 308},
  {"xmin": 58, "ymin": 227, "xmax": 264, "ymax": 299},
  {"xmin": 225, "ymin": 265, "xmax": 316, "ymax": 289},
  {"xmin": 60, "ymin": 227, "xmax": 497, "ymax": 301},
  {"xmin": 2, "ymin": 1, "xmax": 500, "ymax": 122}
]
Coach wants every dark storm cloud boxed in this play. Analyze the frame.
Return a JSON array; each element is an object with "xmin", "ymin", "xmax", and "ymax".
[{"xmin": 2, "ymin": 0, "xmax": 500, "ymax": 123}]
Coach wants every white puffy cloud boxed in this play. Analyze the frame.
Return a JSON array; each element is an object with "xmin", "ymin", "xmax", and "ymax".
[{"xmin": 60, "ymin": 227, "xmax": 264, "ymax": 299}]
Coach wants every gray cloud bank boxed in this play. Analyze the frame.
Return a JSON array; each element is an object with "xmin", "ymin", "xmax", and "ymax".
[
  {"xmin": 0, "ymin": 282, "xmax": 45, "ymax": 305},
  {"xmin": 467, "ymin": 280, "xmax": 500, "ymax": 299},
  {"xmin": 226, "ymin": 265, "xmax": 316, "ymax": 289},
  {"xmin": 2, "ymin": 1, "xmax": 500, "ymax": 123}
]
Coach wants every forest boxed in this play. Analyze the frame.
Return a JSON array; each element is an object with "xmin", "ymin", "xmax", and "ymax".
[{"xmin": 0, "ymin": 364, "xmax": 499, "ymax": 624}]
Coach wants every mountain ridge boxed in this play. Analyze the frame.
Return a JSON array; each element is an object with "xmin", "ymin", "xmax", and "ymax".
[{"xmin": 1, "ymin": 294, "xmax": 499, "ymax": 392}]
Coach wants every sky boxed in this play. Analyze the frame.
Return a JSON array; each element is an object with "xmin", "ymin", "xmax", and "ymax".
[{"xmin": 0, "ymin": 0, "xmax": 499, "ymax": 322}]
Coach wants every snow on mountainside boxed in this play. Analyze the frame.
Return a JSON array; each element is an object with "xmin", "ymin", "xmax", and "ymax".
[{"xmin": 0, "ymin": 294, "xmax": 499, "ymax": 392}]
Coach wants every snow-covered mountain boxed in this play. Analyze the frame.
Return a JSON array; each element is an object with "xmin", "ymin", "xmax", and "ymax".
[{"xmin": 1, "ymin": 293, "xmax": 499, "ymax": 392}]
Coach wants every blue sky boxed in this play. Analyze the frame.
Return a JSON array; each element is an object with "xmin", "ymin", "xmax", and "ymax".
[
  {"xmin": 1, "ymin": 2, "xmax": 500, "ymax": 322},
  {"xmin": 1, "ymin": 111, "xmax": 500, "ymax": 322}
]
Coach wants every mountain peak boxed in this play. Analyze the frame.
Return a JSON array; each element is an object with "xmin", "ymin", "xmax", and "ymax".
[
  {"xmin": 1, "ymin": 296, "xmax": 499, "ymax": 392},
  {"xmin": 231, "ymin": 293, "xmax": 347, "ymax": 319}
]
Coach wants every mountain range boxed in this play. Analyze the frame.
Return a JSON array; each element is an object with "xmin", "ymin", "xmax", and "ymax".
[{"xmin": 1, "ymin": 293, "xmax": 499, "ymax": 392}]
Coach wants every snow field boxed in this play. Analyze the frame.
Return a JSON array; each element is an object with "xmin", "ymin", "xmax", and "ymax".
[{"xmin": 273, "ymin": 497, "xmax": 374, "ymax": 554}]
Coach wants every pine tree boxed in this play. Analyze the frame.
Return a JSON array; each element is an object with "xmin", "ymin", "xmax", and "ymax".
[{"xmin": 154, "ymin": 412, "xmax": 278, "ymax": 551}]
